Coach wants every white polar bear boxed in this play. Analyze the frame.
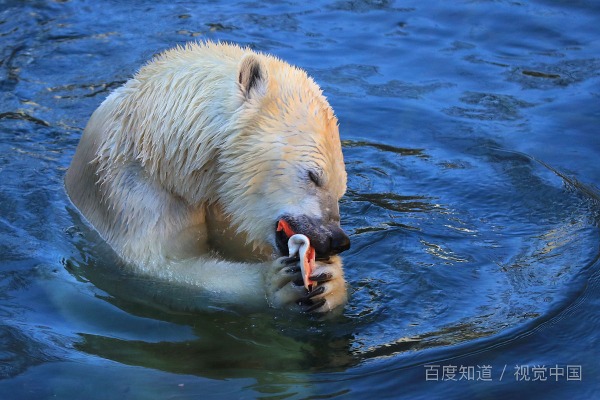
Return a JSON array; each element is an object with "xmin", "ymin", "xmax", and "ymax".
[{"xmin": 65, "ymin": 42, "xmax": 351, "ymax": 314}]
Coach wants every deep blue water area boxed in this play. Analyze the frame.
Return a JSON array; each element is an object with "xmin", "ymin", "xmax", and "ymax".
[{"xmin": 1, "ymin": 0, "xmax": 599, "ymax": 399}]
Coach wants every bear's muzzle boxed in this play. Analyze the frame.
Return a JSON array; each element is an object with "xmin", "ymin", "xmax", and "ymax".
[{"xmin": 275, "ymin": 215, "xmax": 350, "ymax": 259}]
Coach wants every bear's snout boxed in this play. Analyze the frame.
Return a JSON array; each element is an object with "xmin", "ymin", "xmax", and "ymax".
[
  {"xmin": 329, "ymin": 225, "xmax": 351, "ymax": 254},
  {"xmin": 275, "ymin": 215, "xmax": 351, "ymax": 259}
]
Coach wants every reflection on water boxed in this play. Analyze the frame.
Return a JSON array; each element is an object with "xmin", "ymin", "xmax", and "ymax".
[{"xmin": 1, "ymin": 0, "xmax": 599, "ymax": 398}]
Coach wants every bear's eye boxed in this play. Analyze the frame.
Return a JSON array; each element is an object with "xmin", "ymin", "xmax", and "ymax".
[{"xmin": 308, "ymin": 170, "xmax": 323, "ymax": 187}]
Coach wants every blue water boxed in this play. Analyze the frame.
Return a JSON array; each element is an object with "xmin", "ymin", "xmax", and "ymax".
[{"xmin": 1, "ymin": 0, "xmax": 599, "ymax": 399}]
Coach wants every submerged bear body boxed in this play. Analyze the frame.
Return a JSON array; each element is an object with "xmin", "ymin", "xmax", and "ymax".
[{"xmin": 66, "ymin": 42, "xmax": 350, "ymax": 313}]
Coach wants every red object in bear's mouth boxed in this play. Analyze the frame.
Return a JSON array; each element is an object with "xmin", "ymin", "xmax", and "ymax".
[
  {"xmin": 277, "ymin": 219, "xmax": 296, "ymax": 239},
  {"xmin": 277, "ymin": 219, "xmax": 316, "ymax": 290}
]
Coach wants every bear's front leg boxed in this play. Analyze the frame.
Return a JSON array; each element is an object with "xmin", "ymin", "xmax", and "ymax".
[{"xmin": 263, "ymin": 256, "xmax": 348, "ymax": 314}]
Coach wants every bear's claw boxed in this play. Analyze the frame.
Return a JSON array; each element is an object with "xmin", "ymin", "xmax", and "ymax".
[
  {"xmin": 299, "ymin": 285, "xmax": 325, "ymax": 302},
  {"xmin": 304, "ymin": 299, "xmax": 327, "ymax": 313},
  {"xmin": 282, "ymin": 256, "xmax": 300, "ymax": 265},
  {"xmin": 284, "ymin": 266, "xmax": 301, "ymax": 274},
  {"xmin": 308, "ymin": 272, "xmax": 333, "ymax": 282}
]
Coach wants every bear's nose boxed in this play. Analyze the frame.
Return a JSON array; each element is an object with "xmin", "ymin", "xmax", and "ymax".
[{"xmin": 330, "ymin": 228, "xmax": 351, "ymax": 254}]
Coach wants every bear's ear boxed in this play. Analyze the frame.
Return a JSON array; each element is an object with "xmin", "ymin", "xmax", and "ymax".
[{"xmin": 237, "ymin": 53, "xmax": 268, "ymax": 100}]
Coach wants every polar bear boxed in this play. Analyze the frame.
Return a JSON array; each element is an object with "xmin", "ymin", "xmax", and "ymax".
[{"xmin": 65, "ymin": 41, "xmax": 351, "ymax": 314}]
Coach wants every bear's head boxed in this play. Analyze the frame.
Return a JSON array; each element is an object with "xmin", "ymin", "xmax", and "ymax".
[{"xmin": 218, "ymin": 52, "xmax": 350, "ymax": 259}]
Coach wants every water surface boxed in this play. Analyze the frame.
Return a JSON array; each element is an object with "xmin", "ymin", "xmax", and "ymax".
[{"xmin": 1, "ymin": 0, "xmax": 599, "ymax": 399}]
